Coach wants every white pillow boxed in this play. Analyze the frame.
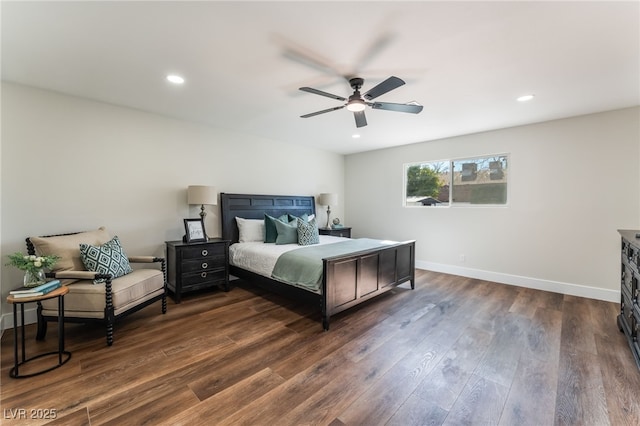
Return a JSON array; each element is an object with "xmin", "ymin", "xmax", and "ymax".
[{"xmin": 235, "ymin": 217, "xmax": 264, "ymax": 242}]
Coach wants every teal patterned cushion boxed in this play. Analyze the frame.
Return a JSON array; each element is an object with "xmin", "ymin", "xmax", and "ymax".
[
  {"xmin": 298, "ymin": 218, "xmax": 319, "ymax": 246},
  {"xmin": 79, "ymin": 236, "xmax": 133, "ymax": 283}
]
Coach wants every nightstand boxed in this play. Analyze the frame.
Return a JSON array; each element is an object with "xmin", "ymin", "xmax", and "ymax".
[
  {"xmin": 318, "ymin": 227, "xmax": 352, "ymax": 238},
  {"xmin": 165, "ymin": 238, "xmax": 230, "ymax": 303}
]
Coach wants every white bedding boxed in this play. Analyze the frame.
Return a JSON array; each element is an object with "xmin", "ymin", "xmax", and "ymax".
[{"xmin": 229, "ymin": 235, "xmax": 348, "ymax": 278}]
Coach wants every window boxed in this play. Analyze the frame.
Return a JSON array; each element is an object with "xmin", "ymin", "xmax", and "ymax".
[
  {"xmin": 405, "ymin": 161, "xmax": 450, "ymax": 207},
  {"xmin": 405, "ymin": 154, "xmax": 508, "ymax": 207}
]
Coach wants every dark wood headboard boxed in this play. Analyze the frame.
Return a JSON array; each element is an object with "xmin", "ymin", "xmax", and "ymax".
[{"xmin": 220, "ymin": 193, "xmax": 316, "ymax": 243}]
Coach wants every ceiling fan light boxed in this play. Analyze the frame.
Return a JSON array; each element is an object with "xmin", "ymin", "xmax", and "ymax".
[{"xmin": 346, "ymin": 100, "xmax": 366, "ymax": 112}]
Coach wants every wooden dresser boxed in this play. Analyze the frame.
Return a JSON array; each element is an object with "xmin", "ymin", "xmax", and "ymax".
[
  {"xmin": 166, "ymin": 238, "xmax": 230, "ymax": 303},
  {"xmin": 618, "ymin": 229, "xmax": 640, "ymax": 369}
]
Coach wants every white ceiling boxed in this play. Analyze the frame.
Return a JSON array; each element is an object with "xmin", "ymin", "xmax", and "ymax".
[{"xmin": 2, "ymin": 1, "xmax": 639, "ymax": 155}]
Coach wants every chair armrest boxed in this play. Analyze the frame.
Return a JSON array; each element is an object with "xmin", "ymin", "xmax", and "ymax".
[
  {"xmin": 46, "ymin": 270, "xmax": 113, "ymax": 284},
  {"xmin": 48, "ymin": 270, "xmax": 99, "ymax": 280},
  {"xmin": 128, "ymin": 256, "xmax": 164, "ymax": 264}
]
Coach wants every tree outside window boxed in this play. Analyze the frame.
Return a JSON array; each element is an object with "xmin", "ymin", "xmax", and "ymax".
[{"xmin": 405, "ymin": 161, "xmax": 450, "ymax": 206}]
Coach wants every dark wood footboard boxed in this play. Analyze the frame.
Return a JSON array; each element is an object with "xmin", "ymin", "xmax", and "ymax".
[{"xmin": 321, "ymin": 240, "xmax": 415, "ymax": 329}]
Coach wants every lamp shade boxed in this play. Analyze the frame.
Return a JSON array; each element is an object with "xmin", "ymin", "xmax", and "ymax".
[
  {"xmin": 187, "ymin": 185, "xmax": 217, "ymax": 205},
  {"xmin": 318, "ymin": 193, "xmax": 338, "ymax": 206}
]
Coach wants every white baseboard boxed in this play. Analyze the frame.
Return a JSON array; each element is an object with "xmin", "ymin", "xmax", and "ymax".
[
  {"xmin": 0, "ymin": 264, "xmax": 619, "ymax": 331},
  {"xmin": 416, "ymin": 260, "xmax": 620, "ymax": 303},
  {"xmin": 0, "ymin": 307, "xmax": 39, "ymax": 332}
]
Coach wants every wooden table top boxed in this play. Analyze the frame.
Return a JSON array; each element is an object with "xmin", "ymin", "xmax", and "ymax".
[{"xmin": 6, "ymin": 285, "xmax": 69, "ymax": 304}]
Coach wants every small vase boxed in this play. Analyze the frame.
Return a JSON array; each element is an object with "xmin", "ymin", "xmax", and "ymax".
[{"xmin": 23, "ymin": 269, "xmax": 46, "ymax": 287}]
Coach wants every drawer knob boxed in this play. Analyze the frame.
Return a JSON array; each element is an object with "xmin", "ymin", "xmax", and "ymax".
[
  {"xmin": 201, "ymin": 272, "xmax": 207, "ymax": 278},
  {"xmin": 202, "ymin": 249, "xmax": 208, "ymax": 256},
  {"xmin": 201, "ymin": 262, "xmax": 208, "ymax": 269}
]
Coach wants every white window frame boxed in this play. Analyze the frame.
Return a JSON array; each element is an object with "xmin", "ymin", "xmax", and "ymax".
[{"xmin": 403, "ymin": 153, "xmax": 509, "ymax": 208}]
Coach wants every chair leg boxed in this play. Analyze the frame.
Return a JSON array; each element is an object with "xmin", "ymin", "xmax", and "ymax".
[
  {"xmin": 104, "ymin": 277, "xmax": 114, "ymax": 346},
  {"xmin": 106, "ymin": 321, "xmax": 114, "ymax": 346},
  {"xmin": 36, "ymin": 316, "xmax": 48, "ymax": 340},
  {"xmin": 161, "ymin": 294, "xmax": 167, "ymax": 314}
]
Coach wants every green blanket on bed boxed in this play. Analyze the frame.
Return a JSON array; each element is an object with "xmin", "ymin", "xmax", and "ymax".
[{"xmin": 271, "ymin": 238, "xmax": 395, "ymax": 293}]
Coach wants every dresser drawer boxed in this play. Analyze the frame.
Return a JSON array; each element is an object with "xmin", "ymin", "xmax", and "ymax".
[
  {"xmin": 621, "ymin": 292, "xmax": 634, "ymax": 334},
  {"xmin": 622, "ymin": 264, "xmax": 636, "ymax": 301}
]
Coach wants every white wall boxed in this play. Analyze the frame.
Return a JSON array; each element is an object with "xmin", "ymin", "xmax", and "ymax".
[
  {"xmin": 345, "ymin": 107, "xmax": 640, "ymax": 302},
  {"xmin": 0, "ymin": 82, "xmax": 345, "ymax": 328}
]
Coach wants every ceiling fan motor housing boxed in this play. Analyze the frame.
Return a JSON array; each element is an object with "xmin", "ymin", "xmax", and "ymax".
[{"xmin": 349, "ymin": 77, "xmax": 364, "ymax": 90}]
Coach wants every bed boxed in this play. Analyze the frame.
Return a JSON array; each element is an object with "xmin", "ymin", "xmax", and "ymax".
[{"xmin": 220, "ymin": 193, "xmax": 415, "ymax": 330}]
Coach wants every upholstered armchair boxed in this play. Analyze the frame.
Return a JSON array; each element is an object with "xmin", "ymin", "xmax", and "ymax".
[{"xmin": 26, "ymin": 227, "xmax": 167, "ymax": 346}]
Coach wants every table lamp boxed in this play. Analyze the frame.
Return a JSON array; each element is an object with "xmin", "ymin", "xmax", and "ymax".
[
  {"xmin": 187, "ymin": 185, "xmax": 217, "ymax": 219},
  {"xmin": 318, "ymin": 193, "xmax": 338, "ymax": 229}
]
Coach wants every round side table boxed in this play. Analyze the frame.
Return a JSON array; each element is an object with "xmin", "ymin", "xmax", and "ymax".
[{"xmin": 6, "ymin": 286, "xmax": 71, "ymax": 378}]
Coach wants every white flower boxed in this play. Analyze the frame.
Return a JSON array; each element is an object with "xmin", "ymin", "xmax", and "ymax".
[
  {"xmin": 29, "ymin": 255, "xmax": 37, "ymax": 261},
  {"xmin": 33, "ymin": 261, "xmax": 42, "ymax": 267},
  {"xmin": 23, "ymin": 255, "xmax": 30, "ymax": 260}
]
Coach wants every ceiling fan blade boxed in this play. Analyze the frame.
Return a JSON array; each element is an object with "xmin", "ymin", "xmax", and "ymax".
[
  {"xmin": 301, "ymin": 105, "xmax": 345, "ymax": 118},
  {"xmin": 371, "ymin": 102, "xmax": 423, "ymax": 114},
  {"xmin": 363, "ymin": 76, "xmax": 405, "ymax": 100},
  {"xmin": 273, "ymin": 34, "xmax": 344, "ymax": 78},
  {"xmin": 299, "ymin": 87, "xmax": 347, "ymax": 101},
  {"xmin": 354, "ymin": 110, "xmax": 367, "ymax": 128},
  {"xmin": 354, "ymin": 32, "xmax": 395, "ymax": 73}
]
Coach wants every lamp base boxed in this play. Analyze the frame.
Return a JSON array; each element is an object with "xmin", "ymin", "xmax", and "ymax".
[{"xmin": 325, "ymin": 206, "xmax": 332, "ymax": 229}]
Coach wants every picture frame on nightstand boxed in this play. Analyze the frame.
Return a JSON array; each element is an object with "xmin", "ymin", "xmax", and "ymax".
[{"xmin": 183, "ymin": 218, "xmax": 206, "ymax": 243}]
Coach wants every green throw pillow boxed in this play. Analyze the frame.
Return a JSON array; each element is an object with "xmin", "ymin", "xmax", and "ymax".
[
  {"xmin": 79, "ymin": 236, "xmax": 133, "ymax": 284},
  {"xmin": 288, "ymin": 213, "xmax": 309, "ymax": 223},
  {"xmin": 298, "ymin": 218, "xmax": 319, "ymax": 246},
  {"xmin": 264, "ymin": 214, "xmax": 289, "ymax": 243},
  {"xmin": 274, "ymin": 219, "xmax": 298, "ymax": 245}
]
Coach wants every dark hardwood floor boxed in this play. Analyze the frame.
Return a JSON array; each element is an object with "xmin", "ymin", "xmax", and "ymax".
[{"xmin": 1, "ymin": 269, "xmax": 639, "ymax": 425}]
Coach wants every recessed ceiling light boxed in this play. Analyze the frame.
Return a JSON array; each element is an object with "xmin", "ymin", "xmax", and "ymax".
[
  {"xmin": 166, "ymin": 74, "xmax": 185, "ymax": 84},
  {"xmin": 352, "ymin": 134, "xmax": 361, "ymax": 139},
  {"xmin": 517, "ymin": 94, "xmax": 534, "ymax": 102}
]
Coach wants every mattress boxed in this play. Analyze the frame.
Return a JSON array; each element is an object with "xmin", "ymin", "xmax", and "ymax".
[{"xmin": 229, "ymin": 235, "xmax": 346, "ymax": 279}]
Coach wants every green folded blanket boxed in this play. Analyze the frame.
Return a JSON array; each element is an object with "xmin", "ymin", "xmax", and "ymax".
[{"xmin": 271, "ymin": 238, "xmax": 395, "ymax": 293}]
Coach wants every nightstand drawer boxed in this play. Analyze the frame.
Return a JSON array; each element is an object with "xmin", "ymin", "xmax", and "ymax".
[
  {"xmin": 182, "ymin": 269, "xmax": 226, "ymax": 288},
  {"xmin": 180, "ymin": 244, "xmax": 225, "ymax": 259},
  {"xmin": 319, "ymin": 227, "xmax": 352, "ymax": 238},
  {"xmin": 181, "ymin": 256, "xmax": 225, "ymax": 274}
]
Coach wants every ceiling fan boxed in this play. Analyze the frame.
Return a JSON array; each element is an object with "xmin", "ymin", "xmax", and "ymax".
[{"xmin": 299, "ymin": 76, "xmax": 423, "ymax": 128}]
